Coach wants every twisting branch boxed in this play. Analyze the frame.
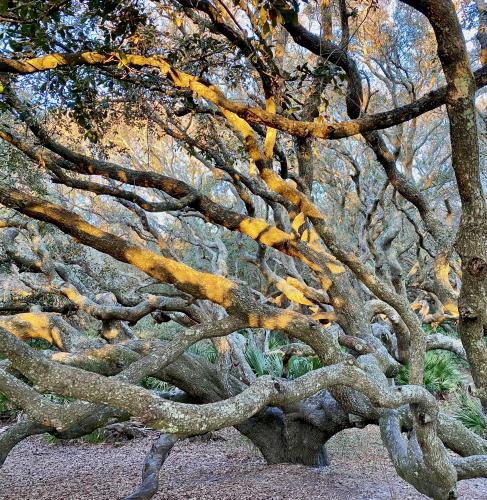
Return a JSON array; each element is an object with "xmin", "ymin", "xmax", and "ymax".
[{"xmin": 0, "ymin": 51, "xmax": 484, "ymax": 139}]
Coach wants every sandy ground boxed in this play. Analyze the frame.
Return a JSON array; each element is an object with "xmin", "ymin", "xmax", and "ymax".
[{"xmin": 1, "ymin": 425, "xmax": 487, "ymax": 500}]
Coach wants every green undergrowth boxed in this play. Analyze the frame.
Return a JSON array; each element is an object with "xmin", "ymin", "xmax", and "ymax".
[
  {"xmin": 184, "ymin": 331, "xmax": 325, "ymax": 380},
  {"xmin": 245, "ymin": 344, "xmax": 283, "ymax": 377},
  {"xmin": 0, "ymin": 391, "xmax": 18, "ymax": 419},
  {"xmin": 454, "ymin": 393, "xmax": 487, "ymax": 436},
  {"xmin": 187, "ymin": 341, "xmax": 218, "ymax": 363},
  {"xmin": 141, "ymin": 376, "xmax": 173, "ymax": 393},
  {"xmin": 244, "ymin": 340, "xmax": 322, "ymax": 379},
  {"xmin": 43, "ymin": 428, "xmax": 109, "ymax": 446},
  {"xmin": 395, "ymin": 351, "xmax": 464, "ymax": 396}
]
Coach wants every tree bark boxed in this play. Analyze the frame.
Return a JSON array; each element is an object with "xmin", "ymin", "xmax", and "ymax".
[
  {"xmin": 237, "ymin": 408, "xmax": 330, "ymax": 466},
  {"xmin": 124, "ymin": 434, "xmax": 178, "ymax": 500},
  {"xmin": 237, "ymin": 391, "xmax": 351, "ymax": 467}
]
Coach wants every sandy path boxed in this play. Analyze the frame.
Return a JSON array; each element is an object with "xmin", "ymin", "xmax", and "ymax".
[{"xmin": 1, "ymin": 425, "xmax": 486, "ymax": 499}]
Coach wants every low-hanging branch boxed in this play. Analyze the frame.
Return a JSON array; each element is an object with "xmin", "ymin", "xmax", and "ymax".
[{"xmin": 0, "ymin": 325, "xmax": 439, "ymax": 436}]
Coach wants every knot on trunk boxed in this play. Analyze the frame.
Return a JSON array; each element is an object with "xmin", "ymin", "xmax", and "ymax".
[
  {"xmin": 466, "ymin": 257, "xmax": 487, "ymax": 278},
  {"xmin": 418, "ymin": 412, "xmax": 433, "ymax": 425},
  {"xmin": 459, "ymin": 305, "xmax": 478, "ymax": 320}
]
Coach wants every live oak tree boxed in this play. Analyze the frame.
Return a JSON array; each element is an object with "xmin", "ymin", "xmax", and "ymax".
[{"xmin": 0, "ymin": 0, "xmax": 486, "ymax": 498}]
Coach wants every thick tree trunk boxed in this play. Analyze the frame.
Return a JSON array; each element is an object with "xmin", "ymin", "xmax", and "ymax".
[
  {"xmin": 237, "ymin": 391, "xmax": 352, "ymax": 467},
  {"xmin": 238, "ymin": 408, "xmax": 330, "ymax": 466}
]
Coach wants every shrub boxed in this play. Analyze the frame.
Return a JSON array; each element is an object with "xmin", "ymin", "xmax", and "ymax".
[
  {"xmin": 266, "ymin": 352, "xmax": 284, "ymax": 377},
  {"xmin": 27, "ymin": 338, "xmax": 55, "ymax": 350},
  {"xmin": 82, "ymin": 428, "xmax": 109, "ymax": 444},
  {"xmin": 267, "ymin": 332, "xmax": 288, "ymax": 351},
  {"xmin": 141, "ymin": 376, "xmax": 173, "ymax": 392},
  {"xmin": 287, "ymin": 356, "xmax": 322, "ymax": 379},
  {"xmin": 0, "ymin": 392, "xmax": 9, "ymax": 414},
  {"xmin": 245, "ymin": 345, "xmax": 283, "ymax": 377},
  {"xmin": 396, "ymin": 351, "xmax": 463, "ymax": 396},
  {"xmin": 188, "ymin": 341, "xmax": 218, "ymax": 363},
  {"xmin": 422, "ymin": 324, "xmax": 449, "ymax": 336},
  {"xmin": 245, "ymin": 343, "xmax": 321, "ymax": 379},
  {"xmin": 454, "ymin": 394, "xmax": 487, "ymax": 436},
  {"xmin": 43, "ymin": 394, "xmax": 73, "ymax": 404},
  {"xmin": 43, "ymin": 433, "xmax": 61, "ymax": 445},
  {"xmin": 0, "ymin": 392, "xmax": 17, "ymax": 419}
]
